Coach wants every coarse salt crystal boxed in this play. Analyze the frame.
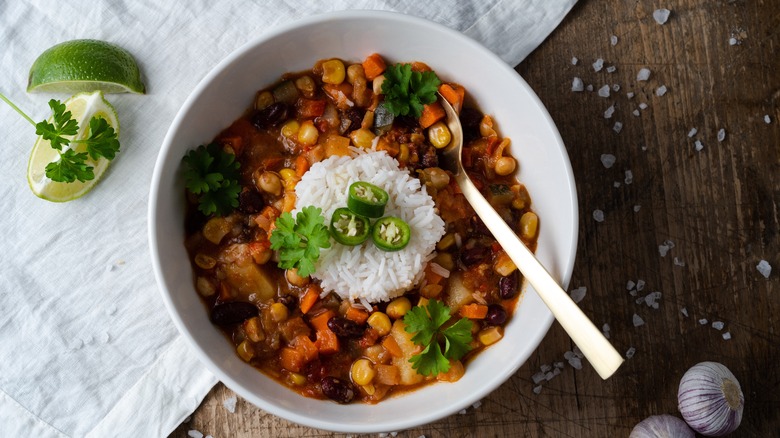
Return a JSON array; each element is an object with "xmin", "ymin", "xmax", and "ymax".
[
  {"xmin": 639, "ymin": 102, "xmax": 648, "ymax": 110},
  {"xmin": 653, "ymin": 8, "xmax": 671, "ymax": 24},
  {"xmin": 458, "ymin": 409, "xmax": 467, "ymax": 415},
  {"xmin": 625, "ymin": 170, "xmax": 634, "ymax": 184},
  {"xmin": 674, "ymin": 257, "xmax": 686, "ymax": 266},
  {"xmin": 611, "ymin": 35, "xmax": 618, "ymax": 45},
  {"xmin": 570, "ymin": 286, "xmax": 587, "ymax": 303},
  {"xmin": 626, "ymin": 347, "xmax": 636, "ymax": 359},
  {"xmin": 644, "ymin": 291, "xmax": 662, "ymax": 307},
  {"xmin": 729, "ymin": 37, "xmax": 738, "ymax": 46},
  {"xmin": 586, "ymin": 84, "xmax": 594, "ymax": 92},
  {"xmin": 188, "ymin": 431, "xmax": 204, "ymax": 438},
  {"xmin": 699, "ymin": 318, "xmax": 708, "ymax": 325},
  {"xmin": 613, "ymin": 122, "xmax": 623, "ymax": 133},
  {"xmin": 603, "ymin": 323, "xmax": 611, "ymax": 332},
  {"xmin": 695, "ymin": 140, "xmax": 704, "ymax": 151},
  {"xmin": 633, "ymin": 314, "xmax": 645, "ymax": 327},
  {"xmin": 593, "ymin": 58, "xmax": 604, "ymax": 72},
  {"xmin": 568, "ymin": 356, "xmax": 583, "ymax": 369},
  {"xmin": 614, "ymin": 181, "xmax": 621, "ymax": 188},
  {"xmin": 757, "ymin": 259, "xmax": 772, "ymax": 278},
  {"xmin": 637, "ymin": 68, "xmax": 651, "ymax": 81},
  {"xmin": 688, "ymin": 128, "xmax": 698, "ymax": 138},
  {"xmin": 633, "ymin": 109, "xmax": 640, "ymax": 117},
  {"xmin": 712, "ymin": 321, "xmax": 725, "ymax": 330},
  {"xmin": 563, "ymin": 350, "xmax": 575, "ymax": 360},
  {"xmin": 472, "ymin": 401, "xmax": 482, "ymax": 409},
  {"xmin": 571, "ymin": 56, "xmax": 579, "ymax": 65},
  {"xmin": 764, "ymin": 115, "xmax": 772, "ymax": 124},
  {"xmin": 572, "ymin": 77, "xmax": 585, "ymax": 92},
  {"xmin": 601, "ymin": 153, "xmax": 616, "ymax": 168},
  {"xmin": 659, "ymin": 244, "xmax": 671, "ymax": 257},
  {"xmin": 223, "ymin": 396, "xmax": 237, "ymax": 413},
  {"xmin": 656, "ymin": 85, "xmax": 668, "ymax": 96},
  {"xmin": 627, "ymin": 92, "xmax": 635, "ymax": 99},
  {"xmin": 593, "ymin": 209, "xmax": 605, "ymax": 222},
  {"xmin": 681, "ymin": 307, "xmax": 689, "ymax": 317},
  {"xmin": 717, "ymin": 128, "xmax": 726, "ymax": 142},
  {"xmin": 604, "ymin": 105, "xmax": 615, "ymax": 118},
  {"xmin": 723, "ymin": 332, "xmax": 732, "ymax": 340},
  {"xmin": 554, "ymin": 362, "xmax": 565, "ymax": 369},
  {"xmin": 607, "ymin": 66, "xmax": 617, "ymax": 73},
  {"xmin": 545, "ymin": 371, "xmax": 556, "ymax": 381},
  {"xmin": 540, "ymin": 364, "xmax": 552, "ymax": 373},
  {"xmin": 533, "ymin": 385, "xmax": 543, "ymax": 394},
  {"xmin": 532, "ymin": 371, "xmax": 546, "ymax": 384},
  {"xmin": 634, "ymin": 205, "xmax": 641, "ymax": 212},
  {"xmin": 598, "ymin": 85, "xmax": 611, "ymax": 97},
  {"xmin": 627, "ymin": 280, "xmax": 636, "ymax": 290},
  {"xmin": 391, "ymin": 433, "xmax": 399, "ymax": 437},
  {"xmin": 636, "ymin": 279, "xmax": 646, "ymax": 291}
]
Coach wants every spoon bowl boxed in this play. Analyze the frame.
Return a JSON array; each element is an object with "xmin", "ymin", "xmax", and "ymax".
[{"xmin": 437, "ymin": 94, "xmax": 624, "ymax": 379}]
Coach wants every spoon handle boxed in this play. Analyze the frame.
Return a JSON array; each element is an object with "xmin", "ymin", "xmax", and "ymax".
[{"xmin": 454, "ymin": 172, "xmax": 624, "ymax": 379}]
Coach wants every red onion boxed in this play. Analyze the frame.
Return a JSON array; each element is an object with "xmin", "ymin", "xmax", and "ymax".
[
  {"xmin": 629, "ymin": 414, "xmax": 694, "ymax": 438},
  {"xmin": 678, "ymin": 361, "xmax": 744, "ymax": 436}
]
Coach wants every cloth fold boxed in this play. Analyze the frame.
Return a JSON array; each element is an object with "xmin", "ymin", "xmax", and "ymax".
[{"xmin": 0, "ymin": 1, "xmax": 575, "ymax": 436}]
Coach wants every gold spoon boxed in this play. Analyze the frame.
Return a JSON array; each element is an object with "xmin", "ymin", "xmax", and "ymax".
[{"xmin": 437, "ymin": 94, "xmax": 624, "ymax": 379}]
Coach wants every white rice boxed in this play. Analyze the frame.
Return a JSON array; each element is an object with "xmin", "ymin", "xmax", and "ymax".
[{"xmin": 293, "ymin": 150, "xmax": 445, "ymax": 305}]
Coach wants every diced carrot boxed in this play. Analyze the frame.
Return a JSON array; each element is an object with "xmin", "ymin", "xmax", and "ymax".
[
  {"xmin": 247, "ymin": 240, "xmax": 271, "ymax": 264},
  {"xmin": 296, "ymin": 98, "xmax": 327, "ymax": 118},
  {"xmin": 381, "ymin": 335, "xmax": 403, "ymax": 358},
  {"xmin": 324, "ymin": 135, "xmax": 351, "ymax": 157},
  {"xmin": 295, "ymin": 154, "xmax": 310, "ymax": 177},
  {"xmin": 375, "ymin": 364, "xmax": 400, "ymax": 386},
  {"xmin": 290, "ymin": 334, "xmax": 319, "ymax": 362},
  {"xmin": 299, "ymin": 284, "xmax": 321, "ymax": 314},
  {"xmin": 310, "ymin": 310, "xmax": 339, "ymax": 354},
  {"xmin": 261, "ymin": 156, "xmax": 285, "ymax": 170},
  {"xmin": 424, "ymin": 264, "xmax": 444, "ymax": 286},
  {"xmin": 280, "ymin": 347, "xmax": 305, "ymax": 372},
  {"xmin": 281, "ymin": 190, "xmax": 296, "ymax": 213},
  {"xmin": 419, "ymin": 102, "xmax": 445, "ymax": 129},
  {"xmin": 254, "ymin": 206, "xmax": 280, "ymax": 232},
  {"xmin": 358, "ymin": 327, "xmax": 380, "ymax": 348},
  {"xmin": 344, "ymin": 306, "xmax": 369, "ymax": 325},
  {"xmin": 438, "ymin": 83, "xmax": 465, "ymax": 113},
  {"xmin": 362, "ymin": 53, "xmax": 387, "ymax": 81},
  {"xmin": 410, "ymin": 61, "xmax": 432, "ymax": 72},
  {"xmin": 459, "ymin": 303, "xmax": 489, "ymax": 319}
]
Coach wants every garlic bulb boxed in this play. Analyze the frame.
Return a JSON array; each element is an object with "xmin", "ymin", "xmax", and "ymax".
[
  {"xmin": 678, "ymin": 361, "xmax": 744, "ymax": 436},
  {"xmin": 629, "ymin": 414, "xmax": 695, "ymax": 438}
]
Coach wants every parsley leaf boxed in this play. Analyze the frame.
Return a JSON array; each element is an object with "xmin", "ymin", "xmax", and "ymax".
[
  {"xmin": 182, "ymin": 143, "xmax": 241, "ymax": 216},
  {"xmin": 403, "ymin": 299, "xmax": 474, "ymax": 376},
  {"xmin": 81, "ymin": 117, "xmax": 120, "ymax": 160},
  {"xmin": 269, "ymin": 206, "xmax": 331, "ymax": 277},
  {"xmin": 45, "ymin": 149, "xmax": 94, "ymax": 183},
  {"xmin": 35, "ymin": 99, "xmax": 79, "ymax": 151},
  {"xmin": 381, "ymin": 63, "xmax": 441, "ymax": 118}
]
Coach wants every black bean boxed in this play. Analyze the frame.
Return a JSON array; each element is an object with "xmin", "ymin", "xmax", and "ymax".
[
  {"xmin": 460, "ymin": 107, "xmax": 482, "ymax": 143},
  {"xmin": 460, "ymin": 245, "xmax": 490, "ymax": 266},
  {"xmin": 251, "ymin": 102, "xmax": 288, "ymax": 129},
  {"xmin": 327, "ymin": 316, "xmax": 365, "ymax": 338},
  {"xmin": 238, "ymin": 189, "xmax": 264, "ymax": 214},
  {"xmin": 499, "ymin": 271, "xmax": 519, "ymax": 300},
  {"xmin": 339, "ymin": 108, "xmax": 365, "ymax": 134},
  {"xmin": 470, "ymin": 216, "xmax": 491, "ymax": 236},
  {"xmin": 320, "ymin": 376, "xmax": 356, "ymax": 404},
  {"xmin": 420, "ymin": 145, "xmax": 438, "ymax": 168},
  {"xmin": 210, "ymin": 302, "xmax": 259, "ymax": 326},
  {"xmin": 485, "ymin": 304, "xmax": 507, "ymax": 325}
]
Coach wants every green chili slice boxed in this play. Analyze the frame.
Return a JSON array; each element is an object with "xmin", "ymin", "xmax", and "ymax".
[
  {"xmin": 371, "ymin": 216, "xmax": 411, "ymax": 251},
  {"xmin": 347, "ymin": 181, "xmax": 388, "ymax": 218},
  {"xmin": 330, "ymin": 207, "xmax": 370, "ymax": 246}
]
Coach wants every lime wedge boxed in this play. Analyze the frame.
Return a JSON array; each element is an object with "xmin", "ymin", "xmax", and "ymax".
[
  {"xmin": 27, "ymin": 91, "xmax": 120, "ymax": 202},
  {"xmin": 27, "ymin": 39, "xmax": 145, "ymax": 94}
]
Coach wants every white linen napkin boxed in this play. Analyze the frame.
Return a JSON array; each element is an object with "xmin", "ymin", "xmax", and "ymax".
[{"xmin": 0, "ymin": 1, "xmax": 575, "ymax": 436}]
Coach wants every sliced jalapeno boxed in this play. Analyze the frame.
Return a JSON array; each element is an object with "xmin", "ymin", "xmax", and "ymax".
[
  {"xmin": 371, "ymin": 216, "xmax": 411, "ymax": 251},
  {"xmin": 347, "ymin": 181, "xmax": 388, "ymax": 218},
  {"xmin": 330, "ymin": 207, "xmax": 370, "ymax": 245}
]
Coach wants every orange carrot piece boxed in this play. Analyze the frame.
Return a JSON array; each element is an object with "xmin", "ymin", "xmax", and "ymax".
[
  {"xmin": 438, "ymin": 83, "xmax": 465, "ymax": 113},
  {"xmin": 459, "ymin": 303, "xmax": 489, "ymax": 319},
  {"xmin": 299, "ymin": 284, "xmax": 320, "ymax": 314},
  {"xmin": 419, "ymin": 102, "xmax": 445, "ymax": 129},
  {"xmin": 290, "ymin": 334, "xmax": 319, "ymax": 362},
  {"xmin": 362, "ymin": 53, "xmax": 387, "ymax": 81},
  {"xmin": 309, "ymin": 310, "xmax": 340, "ymax": 354},
  {"xmin": 309, "ymin": 310, "xmax": 335, "ymax": 331},
  {"xmin": 295, "ymin": 154, "xmax": 310, "ymax": 177},
  {"xmin": 381, "ymin": 335, "xmax": 403, "ymax": 358},
  {"xmin": 410, "ymin": 61, "xmax": 432, "ymax": 72},
  {"xmin": 280, "ymin": 347, "xmax": 305, "ymax": 372},
  {"xmin": 344, "ymin": 306, "xmax": 370, "ymax": 325},
  {"xmin": 375, "ymin": 364, "xmax": 400, "ymax": 386},
  {"xmin": 424, "ymin": 264, "xmax": 444, "ymax": 286}
]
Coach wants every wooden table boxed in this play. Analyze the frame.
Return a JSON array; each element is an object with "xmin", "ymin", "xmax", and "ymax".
[{"xmin": 172, "ymin": 1, "xmax": 779, "ymax": 436}]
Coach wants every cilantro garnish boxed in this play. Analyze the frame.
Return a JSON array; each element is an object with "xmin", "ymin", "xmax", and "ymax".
[
  {"xmin": 182, "ymin": 143, "xmax": 241, "ymax": 216},
  {"xmin": 403, "ymin": 299, "xmax": 474, "ymax": 376},
  {"xmin": 0, "ymin": 94, "xmax": 120, "ymax": 183},
  {"xmin": 269, "ymin": 206, "xmax": 332, "ymax": 277},
  {"xmin": 381, "ymin": 63, "xmax": 441, "ymax": 118}
]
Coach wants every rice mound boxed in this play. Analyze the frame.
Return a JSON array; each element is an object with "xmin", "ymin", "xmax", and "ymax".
[{"xmin": 293, "ymin": 150, "xmax": 445, "ymax": 307}]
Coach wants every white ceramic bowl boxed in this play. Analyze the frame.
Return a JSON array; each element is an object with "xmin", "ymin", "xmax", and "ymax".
[{"xmin": 149, "ymin": 10, "xmax": 577, "ymax": 433}]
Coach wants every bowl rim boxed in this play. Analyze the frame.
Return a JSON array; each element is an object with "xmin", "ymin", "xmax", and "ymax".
[{"xmin": 149, "ymin": 9, "xmax": 578, "ymax": 433}]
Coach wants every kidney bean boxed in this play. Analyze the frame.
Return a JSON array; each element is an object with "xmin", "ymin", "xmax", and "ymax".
[
  {"xmin": 238, "ymin": 188, "xmax": 264, "ymax": 214},
  {"xmin": 339, "ymin": 108, "xmax": 365, "ymax": 134},
  {"xmin": 251, "ymin": 102, "xmax": 288, "ymax": 129},
  {"xmin": 327, "ymin": 316, "xmax": 365, "ymax": 338},
  {"xmin": 210, "ymin": 302, "xmax": 259, "ymax": 326},
  {"xmin": 469, "ymin": 216, "xmax": 491, "ymax": 236},
  {"xmin": 485, "ymin": 304, "xmax": 507, "ymax": 325},
  {"xmin": 459, "ymin": 107, "xmax": 482, "ymax": 142},
  {"xmin": 499, "ymin": 271, "xmax": 519, "ymax": 300},
  {"xmin": 420, "ymin": 145, "xmax": 438, "ymax": 168},
  {"xmin": 460, "ymin": 245, "xmax": 490, "ymax": 266},
  {"xmin": 320, "ymin": 376, "xmax": 356, "ymax": 404}
]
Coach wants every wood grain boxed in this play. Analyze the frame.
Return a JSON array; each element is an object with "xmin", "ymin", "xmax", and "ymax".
[{"xmin": 171, "ymin": 1, "xmax": 779, "ymax": 436}]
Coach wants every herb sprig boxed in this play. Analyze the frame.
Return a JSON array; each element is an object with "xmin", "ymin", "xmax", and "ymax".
[
  {"xmin": 0, "ymin": 93, "xmax": 120, "ymax": 183},
  {"xmin": 381, "ymin": 63, "xmax": 441, "ymax": 119},
  {"xmin": 269, "ymin": 206, "xmax": 332, "ymax": 277},
  {"xmin": 403, "ymin": 299, "xmax": 474, "ymax": 376},
  {"xmin": 182, "ymin": 143, "xmax": 241, "ymax": 216}
]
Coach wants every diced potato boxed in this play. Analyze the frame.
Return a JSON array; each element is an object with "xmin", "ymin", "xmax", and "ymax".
[
  {"xmin": 445, "ymin": 272, "xmax": 475, "ymax": 313},
  {"xmin": 389, "ymin": 320, "xmax": 424, "ymax": 385},
  {"xmin": 224, "ymin": 262, "xmax": 275, "ymax": 301}
]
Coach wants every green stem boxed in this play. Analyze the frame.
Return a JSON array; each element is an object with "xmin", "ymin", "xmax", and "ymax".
[{"xmin": 0, "ymin": 91, "xmax": 37, "ymax": 126}]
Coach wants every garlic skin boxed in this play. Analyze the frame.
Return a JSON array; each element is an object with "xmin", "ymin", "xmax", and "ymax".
[
  {"xmin": 629, "ymin": 414, "xmax": 695, "ymax": 438},
  {"xmin": 678, "ymin": 361, "xmax": 744, "ymax": 436}
]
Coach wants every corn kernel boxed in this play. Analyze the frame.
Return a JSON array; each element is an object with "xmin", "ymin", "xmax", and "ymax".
[
  {"xmin": 270, "ymin": 302, "xmax": 289, "ymax": 322},
  {"xmin": 427, "ymin": 121, "xmax": 452, "ymax": 149},
  {"xmin": 244, "ymin": 317, "xmax": 266, "ymax": 342},
  {"xmin": 351, "ymin": 358, "xmax": 376, "ymax": 386},
  {"xmin": 436, "ymin": 233, "xmax": 456, "ymax": 251},
  {"xmin": 386, "ymin": 297, "xmax": 411, "ymax": 320},
  {"xmin": 417, "ymin": 297, "xmax": 430, "ymax": 308},
  {"xmin": 297, "ymin": 120, "xmax": 319, "ymax": 146},
  {"xmin": 281, "ymin": 120, "xmax": 300, "ymax": 138},
  {"xmin": 279, "ymin": 168, "xmax": 296, "ymax": 182},
  {"xmin": 288, "ymin": 372, "xmax": 306, "ymax": 386},
  {"xmin": 367, "ymin": 312, "xmax": 391, "ymax": 336},
  {"xmin": 398, "ymin": 143, "xmax": 410, "ymax": 162},
  {"xmin": 236, "ymin": 340, "xmax": 255, "ymax": 362},
  {"xmin": 362, "ymin": 383, "xmax": 376, "ymax": 395},
  {"xmin": 520, "ymin": 212, "xmax": 539, "ymax": 240},
  {"xmin": 478, "ymin": 326, "xmax": 504, "ymax": 346},
  {"xmin": 194, "ymin": 253, "xmax": 216, "ymax": 269},
  {"xmin": 294, "ymin": 75, "xmax": 316, "ymax": 98},
  {"xmin": 349, "ymin": 128, "xmax": 376, "ymax": 149},
  {"xmin": 372, "ymin": 75, "xmax": 386, "ymax": 94},
  {"xmin": 420, "ymin": 284, "xmax": 443, "ymax": 299},
  {"xmin": 255, "ymin": 91, "xmax": 274, "ymax": 110},
  {"xmin": 433, "ymin": 252, "xmax": 455, "ymax": 271},
  {"xmin": 321, "ymin": 59, "xmax": 346, "ymax": 85}
]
